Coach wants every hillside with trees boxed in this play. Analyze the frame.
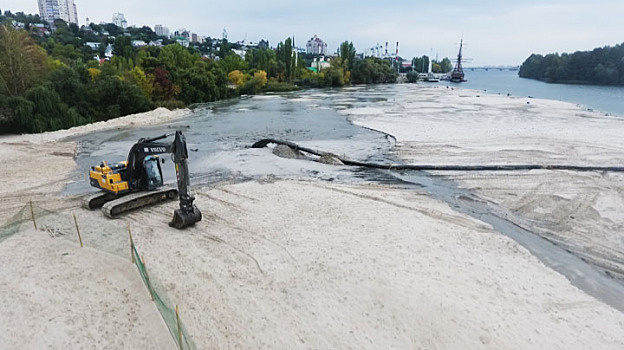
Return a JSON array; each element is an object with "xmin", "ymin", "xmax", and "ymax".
[
  {"xmin": 0, "ymin": 10, "xmax": 399, "ymax": 134},
  {"xmin": 519, "ymin": 43, "xmax": 624, "ymax": 85}
]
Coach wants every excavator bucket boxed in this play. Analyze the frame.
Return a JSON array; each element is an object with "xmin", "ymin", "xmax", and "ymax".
[{"xmin": 169, "ymin": 206, "xmax": 202, "ymax": 229}]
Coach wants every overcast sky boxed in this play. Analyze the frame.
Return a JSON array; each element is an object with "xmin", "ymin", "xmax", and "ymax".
[{"xmin": 5, "ymin": 0, "xmax": 624, "ymax": 66}]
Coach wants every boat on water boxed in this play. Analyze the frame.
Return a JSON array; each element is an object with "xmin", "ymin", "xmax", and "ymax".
[
  {"xmin": 426, "ymin": 73, "xmax": 440, "ymax": 82},
  {"xmin": 450, "ymin": 38, "xmax": 467, "ymax": 83}
]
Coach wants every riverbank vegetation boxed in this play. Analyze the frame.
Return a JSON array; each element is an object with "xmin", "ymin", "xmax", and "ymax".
[
  {"xmin": 0, "ymin": 10, "xmax": 399, "ymax": 134},
  {"xmin": 519, "ymin": 43, "xmax": 624, "ymax": 85}
]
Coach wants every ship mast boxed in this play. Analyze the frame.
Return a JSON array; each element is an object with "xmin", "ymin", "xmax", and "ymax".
[{"xmin": 451, "ymin": 37, "xmax": 466, "ymax": 82}]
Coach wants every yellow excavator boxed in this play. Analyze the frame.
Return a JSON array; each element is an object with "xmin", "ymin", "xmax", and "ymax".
[{"xmin": 84, "ymin": 130, "xmax": 202, "ymax": 229}]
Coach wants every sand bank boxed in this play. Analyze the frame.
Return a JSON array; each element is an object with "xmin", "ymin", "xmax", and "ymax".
[
  {"xmin": 2, "ymin": 89, "xmax": 624, "ymax": 348},
  {"xmin": 342, "ymin": 84, "xmax": 624, "ymax": 279},
  {"xmin": 119, "ymin": 179, "xmax": 624, "ymax": 349}
]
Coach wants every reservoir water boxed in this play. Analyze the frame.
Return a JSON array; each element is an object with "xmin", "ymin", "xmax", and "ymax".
[{"xmin": 445, "ymin": 69, "xmax": 624, "ymax": 116}]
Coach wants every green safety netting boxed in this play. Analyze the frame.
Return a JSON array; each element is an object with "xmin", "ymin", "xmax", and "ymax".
[
  {"xmin": 133, "ymin": 245, "xmax": 195, "ymax": 350},
  {"xmin": 0, "ymin": 202, "xmax": 195, "ymax": 350}
]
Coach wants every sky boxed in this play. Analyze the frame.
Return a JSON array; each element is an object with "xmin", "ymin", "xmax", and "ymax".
[{"xmin": 5, "ymin": 0, "xmax": 624, "ymax": 66}]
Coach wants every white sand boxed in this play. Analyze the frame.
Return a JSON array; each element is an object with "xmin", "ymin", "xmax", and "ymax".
[
  {"xmin": 0, "ymin": 107, "xmax": 190, "ymax": 348},
  {"xmin": 2, "ymin": 93, "xmax": 624, "ymax": 348},
  {"xmin": 123, "ymin": 180, "xmax": 624, "ymax": 349},
  {"xmin": 343, "ymin": 84, "xmax": 624, "ymax": 278},
  {"xmin": 0, "ymin": 229, "xmax": 174, "ymax": 349}
]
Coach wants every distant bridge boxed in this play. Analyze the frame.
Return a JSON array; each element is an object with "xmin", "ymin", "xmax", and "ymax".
[{"xmin": 465, "ymin": 66, "xmax": 520, "ymax": 71}]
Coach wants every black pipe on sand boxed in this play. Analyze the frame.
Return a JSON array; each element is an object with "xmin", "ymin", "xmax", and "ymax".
[{"xmin": 251, "ymin": 138, "xmax": 624, "ymax": 173}]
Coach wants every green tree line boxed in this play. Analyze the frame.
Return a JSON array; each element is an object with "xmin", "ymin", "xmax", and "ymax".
[
  {"xmin": 519, "ymin": 43, "xmax": 624, "ymax": 85},
  {"xmin": 1, "ymin": 11, "xmax": 402, "ymax": 135}
]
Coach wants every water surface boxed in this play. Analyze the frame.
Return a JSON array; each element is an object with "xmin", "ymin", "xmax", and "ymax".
[{"xmin": 444, "ymin": 69, "xmax": 624, "ymax": 116}]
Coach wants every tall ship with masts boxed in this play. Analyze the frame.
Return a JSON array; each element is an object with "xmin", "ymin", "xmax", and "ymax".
[{"xmin": 450, "ymin": 38, "xmax": 467, "ymax": 82}]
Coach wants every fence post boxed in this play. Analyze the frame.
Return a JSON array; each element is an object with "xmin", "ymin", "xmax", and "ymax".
[
  {"xmin": 73, "ymin": 213, "xmax": 83, "ymax": 248},
  {"xmin": 128, "ymin": 224, "xmax": 135, "ymax": 264},
  {"xmin": 29, "ymin": 201, "xmax": 37, "ymax": 230},
  {"xmin": 176, "ymin": 304, "xmax": 183, "ymax": 350},
  {"xmin": 141, "ymin": 255, "xmax": 154, "ymax": 301}
]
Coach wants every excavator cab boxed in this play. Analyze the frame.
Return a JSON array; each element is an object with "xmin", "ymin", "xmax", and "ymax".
[{"xmin": 143, "ymin": 155, "xmax": 163, "ymax": 190}]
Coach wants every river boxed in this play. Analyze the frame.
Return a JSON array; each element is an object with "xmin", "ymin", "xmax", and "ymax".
[{"xmin": 442, "ymin": 69, "xmax": 624, "ymax": 116}]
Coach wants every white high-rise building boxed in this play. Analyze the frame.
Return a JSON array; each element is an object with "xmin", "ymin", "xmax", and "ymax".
[
  {"xmin": 154, "ymin": 24, "xmax": 169, "ymax": 37},
  {"xmin": 112, "ymin": 13, "xmax": 128, "ymax": 29},
  {"xmin": 306, "ymin": 35, "xmax": 327, "ymax": 55},
  {"xmin": 37, "ymin": 0, "xmax": 79, "ymax": 25}
]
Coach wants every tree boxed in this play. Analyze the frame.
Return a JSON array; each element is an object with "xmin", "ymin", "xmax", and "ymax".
[
  {"xmin": 51, "ymin": 43, "xmax": 82, "ymax": 63},
  {"xmin": 253, "ymin": 70, "xmax": 267, "ymax": 87},
  {"xmin": 25, "ymin": 84, "xmax": 69, "ymax": 131},
  {"xmin": 220, "ymin": 53, "xmax": 247, "ymax": 73},
  {"xmin": 228, "ymin": 70, "xmax": 245, "ymax": 86},
  {"xmin": 113, "ymin": 35, "xmax": 135, "ymax": 60},
  {"xmin": 88, "ymin": 68, "xmax": 101, "ymax": 81},
  {"xmin": 406, "ymin": 71, "xmax": 418, "ymax": 83},
  {"xmin": 87, "ymin": 76, "xmax": 153, "ymax": 121},
  {"xmin": 276, "ymin": 38, "xmax": 294, "ymax": 82},
  {"xmin": 339, "ymin": 41, "xmax": 356, "ymax": 71},
  {"xmin": 246, "ymin": 47, "xmax": 277, "ymax": 78},
  {"xmin": 129, "ymin": 66, "xmax": 155, "ymax": 99},
  {"xmin": 151, "ymin": 67, "xmax": 178, "ymax": 101},
  {"xmin": 439, "ymin": 57, "xmax": 453, "ymax": 73},
  {"xmin": 47, "ymin": 66, "xmax": 84, "ymax": 107},
  {"xmin": 159, "ymin": 43, "xmax": 197, "ymax": 70},
  {"xmin": 519, "ymin": 43, "xmax": 624, "ymax": 85},
  {"xmin": 0, "ymin": 25, "xmax": 48, "ymax": 96},
  {"xmin": 351, "ymin": 57, "xmax": 397, "ymax": 84}
]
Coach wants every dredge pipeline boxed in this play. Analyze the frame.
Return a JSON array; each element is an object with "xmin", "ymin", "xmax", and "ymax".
[{"xmin": 251, "ymin": 138, "xmax": 624, "ymax": 173}]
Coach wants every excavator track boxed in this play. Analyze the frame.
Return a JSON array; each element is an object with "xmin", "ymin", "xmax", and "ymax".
[
  {"xmin": 100, "ymin": 187, "xmax": 178, "ymax": 218},
  {"xmin": 83, "ymin": 192, "xmax": 120, "ymax": 210}
]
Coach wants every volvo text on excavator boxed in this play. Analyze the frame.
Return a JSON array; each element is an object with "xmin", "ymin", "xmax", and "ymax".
[{"xmin": 84, "ymin": 130, "xmax": 202, "ymax": 229}]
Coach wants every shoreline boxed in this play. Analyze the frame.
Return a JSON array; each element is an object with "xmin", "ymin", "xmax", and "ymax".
[{"xmin": 0, "ymin": 107, "xmax": 192, "ymax": 144}]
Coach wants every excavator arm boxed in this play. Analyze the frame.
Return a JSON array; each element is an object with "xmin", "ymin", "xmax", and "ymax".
[{"xmin": 169, "ymin": 131, "xmax": 202, "ymax": 228}]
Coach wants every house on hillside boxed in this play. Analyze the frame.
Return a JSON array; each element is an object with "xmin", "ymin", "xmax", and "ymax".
[
  {"xmin": 175, "ymin": 37, "xmax": 189, "ymax": 47},
  {"xmin": 232, "ymin": 49, "xmax": 246, "ymax": 60},
  {"xmin": 311, "ymin": 56, "xmax": 331, "ymax": 71},
  {"xmin": 131, "ymin": 40, "xmax": 147, "ymax": 48},
  {"xmin": 85, "ymin": 42, "xmax": 101, "ymax": 50}
]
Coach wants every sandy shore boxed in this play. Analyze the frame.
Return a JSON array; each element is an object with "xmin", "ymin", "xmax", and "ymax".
[
  {"xmin": 343, "ymin": 85, "xmax": 624, "ymax": 279},
  {"xmin": 2, "ymin": 92, "xmax": 624, "ymax": 348}
]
